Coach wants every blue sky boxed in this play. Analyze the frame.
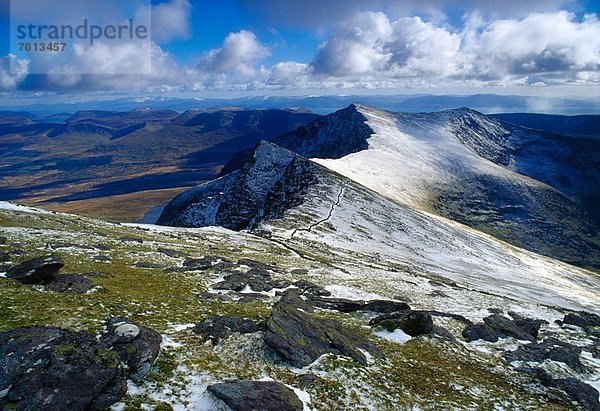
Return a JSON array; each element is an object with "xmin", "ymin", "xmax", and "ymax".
[{"xmin": 0, "ymin": 0, "xmax": 599, "ymax": 98}]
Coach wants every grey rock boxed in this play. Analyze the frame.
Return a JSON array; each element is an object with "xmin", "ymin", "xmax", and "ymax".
[
  {"xmin": 6, "ymin": 254, "xmax": 64, "ymax": 284},
  {"xmin": 554, "ymin": 378, "xmax": 600, "ymax": 411},
  {"xmin": 563, "ymin": 311, "xmax": 600, "ymax": 330},
  {"xmin": 208, "ymin": 380, "xmax": 304, "ymax": 411},
  {"xmin": 431, "ymin": 325, "xmax": 456, "ymax": 341},
  {"xmin": 46, "ymin": 274, "xmax": 95, "ymax": 294},
  {"xmin": 118, "ymin": 236, "xmax": 143, "ymax": 243},
  {"xmin": 0, "ymin": 326, "xmax": 127, "ymax": 410},
  {"xmin": 293, "ymin": 280, "xmax": 331, "ymax": 297},
  {"xmin": 504, "ymin": 337, "xmax": 584, "ymax": 372},
  {"xmin": 483, "ymin": 314, "xmax": 536, "ymax": 342},
  {"xmin": 298, "ymin": 373, "xmax": 318, "ymax": 389},
  {"xmin": 183, "ymin": 256, "xmax": 220, "ymax": 270},
  {"xmin": 101, "ymin": 318, "xmax": 162, "ymax": 382},
  {"xmin": 308, "ymin": 295, "xmax": 410, "ymax": 313},
  {"xmin": 462, "ymin": 322, "xmax": 499, "ymax": 342},
  {"xmin": 265, "ymin": 292, "xmax": 382, "ymax": 367},
  {"xmin": 133, "ymin": 261, "xmax": 164, "ymax": 269},
  {"xmin": 193, "ymin": 316, "xmax": 264, "ymax": 342}
]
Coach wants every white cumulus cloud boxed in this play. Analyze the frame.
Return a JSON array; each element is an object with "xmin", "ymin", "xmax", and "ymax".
[{"xmin": 0, "ymin": 54, "xmax": 29, "ymax": 91}]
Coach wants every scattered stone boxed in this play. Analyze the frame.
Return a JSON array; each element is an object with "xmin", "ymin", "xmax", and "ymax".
[
  {"xmin": 270, "ymin": 278, "xmax": 292, "ymax": 289},
  {"xmin": 237, "ymin": 293, "xmax": 269, "ymax": 303},
  {"xmin": 213, "ymin": 272, "xmax": 250, "ymax": 291},
  {"xmin": 0, "ymin": 236, "xmax": 6, "ymax": 245},
  {"xmin": 95, "ymin": 255, "xmax": 111, "ymax": 263},
  {"xmin": 462, "ymin": 322, "xmax": 499, "ymax": 342},
  {"xmin": 488, "ymin": 308, "xmax": 504, "ymax": 314},
  {"xmin": 266, "ymin": 291, "xmax": 382, "ymax": 367},
  {"xmin": 292, "ymin": 280, "xmax": 331, "ymax": 296},
  {"xmin": 193, "ymin": 316, "xmax": 264, "ymax": 342},
  {"xmin": 508, "ymin": 311, "xmax": 547, "ymax": 339},
  {"xmin": 6, "ymin": 254, "xmax": 64, "ymax": 284},
  {"xmin": 246, "ymin": 268, "xmax": 274, "ymax": 292},
  {"xmin": 431, "ymin": 325, "xmax": 456, "ymax": 341},
  {"xmin": 208, "ymin": 380, "xmax": 304, "ymax": 411},
  {"xmin": 95, "ymin": 244, "xmax": 110, "ymax": 251},
  {"xmin": 504, "ymin": 337, "xmax": 584, "ymax": 372},
  {"xmin": 46, "ymin": 274, "xmax": 95, "ymax": 293},
  {"xmin": 0, "ymin": 251, "xmax": 9, "ymax": 263},
  {"xmin": 483, "ymin": 314, "xmax": 536, "ymax": 342},
  {"xmin": 0, "ymin": 326, "xmax": 127, "ymax": 410},
  {"xmin": 100, "ymin": 318, "xmax": 162, "ymax": 382}
]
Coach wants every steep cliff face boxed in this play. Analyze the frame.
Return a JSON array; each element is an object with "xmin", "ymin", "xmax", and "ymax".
[{"xmin": 157, "ymin": 141, "xmax": 320, "ymax": 230}]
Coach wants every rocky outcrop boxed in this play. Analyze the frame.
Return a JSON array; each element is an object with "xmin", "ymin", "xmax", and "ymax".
[
  {"xmin": 308, "ymin": 295, "xmax": 410, "ymax": 313},
  {"xmin": 462, "ymin": 323, "xmax": 499, "ymax": 342},
  {"xmin": 6, "ymin": 254, "xmax": 64, "ymax": 284},
  {"xmin": 0, "ymin": 326, "xmax": 127, "ymax": 410},
  {"xmin": 563, "ymin": 311, "xmax": 600, "ymax": 331},
  {"xmin": 207, "ymin": 380, "xmax": 304, "ymax": 411},
  {"xmin": 518, "ymin": 367, "xmax": 600, "ymax": 411},
  {"xmin": 158, "ymin": 141, "xmax": 321, "ymax": 230},
  {"xmin": 100, "ymin": 318, "xmax": 162, "ymax": 382},
  {"xmin": 482, "ymin": 314, "xmax": 539, "ymax": 342},
  {"xmin": 193, "ymin": 316, "xmax": 264, "ymax": 343},
  {"xmin": 265, "ymin": 291, "xmax": 382, "ymax": 367},
  {"xmin": 504, "ymin": 337, "xmax": 584, "ymax": 372}
]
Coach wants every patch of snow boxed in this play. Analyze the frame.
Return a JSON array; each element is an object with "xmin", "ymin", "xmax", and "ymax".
[
  {"xmin": 324, "ymin": 285, "xmax": 387, "ymax": 301},
  {"xmin": 0, "ymin": 201, "xmax": 52, "ymax": 214},
  {"xmin": 374, "ymin": 329, "xmax": 412, "ymax": 344}
]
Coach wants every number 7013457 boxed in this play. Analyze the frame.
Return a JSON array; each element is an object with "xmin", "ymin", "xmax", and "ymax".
[{"xmin": 18, "ymin": 42, "xmax": 67, "ymax": 52}]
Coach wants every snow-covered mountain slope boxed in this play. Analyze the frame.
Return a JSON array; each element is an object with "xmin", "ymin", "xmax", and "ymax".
[
  {"xmin": 298, "ymin": 105, "xmax": 600, "ymax": 270},
  {"xmin": 158, "ymin": 140, "xmax": 600, "ymax": 313}
]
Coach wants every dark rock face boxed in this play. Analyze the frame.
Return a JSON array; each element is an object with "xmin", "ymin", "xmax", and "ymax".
[
  {"xmin": 213, "ymin": 272, "xmax": 250, "ymax": 292},
  {"xmin": 483, "ymin": 314, "xmax": 536, "ymax": 342},
  {"xmin": 100, "ymin": 318, "xmax": 162, "ymax": 382},
  {"xmin": 158, "ymin": 141, "xmax": 321, "ymax": 230},
  {"xmin": 563, "ymin": 311, "xmax": 600, "ymax": 330},
  {"xmin": 265, "ymin": 292, "xmax": 382, "ymax": 367},
  {"xmin": 6, "ymin": 254, "xmax": 64, "ymax": 284},
  {"xmin": 0, "ymin": 326, "xmax": 127, "ymax": 410},
  {"xmin": 193, "ymin": 316, "xmax": 264, "ymax": 342},
  {"xmin": 554, "ymin": 377, "xmax": 600, "ymax": 411},
  {"xmin": 462, "ymin": 323, "xmax": 499, "ymax": 342},
  {"xmin": 504, "ymin": 337, "xmax": 584, "ymax": 372},
  {"xmin": 46, "ymin": 274, "xmax": 94, "ymax": 293},
  {"xmin": 208, "ymin": 380, "xmax": 304, "ymax": 411}
]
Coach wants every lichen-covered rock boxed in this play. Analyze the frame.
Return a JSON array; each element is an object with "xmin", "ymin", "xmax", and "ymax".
[
  {"xmin": 46, "ymin": 274, "xmax": 94, "ymax": 293},
  {"xmin": 6, "ymin": 254, "xmax": 64, "ymax": 284},
  {"xmin": 265, "ymin": 291, "xmax": 382, "ymax": 367},
  {"xmin": 462, "ymin": 322, "xmax": 499, "ymax": 342},
  {"xmin": 193, "ymin": 316, "xmax": 264, "ymax": 342},
  {"xmin": 0, "ymin": 325, "xmax": 127, "ymax": 410},
  {"xmin": 208, "ymin": 380, "xmax": 304, "ymax": 411},
  {"xmin": 101, "ymin": 318, "xmax": 162, "ymax": 382},
  {"xmin": 504, "ymin": 337, "xmax": 584, "ymax": 372}
]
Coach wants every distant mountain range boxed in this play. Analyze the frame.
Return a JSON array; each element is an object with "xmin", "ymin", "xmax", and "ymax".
[
  {"xmin": 2, "ymin": 93, "xmax": 599, "ymax": 117},
  {"xmin": 0, "ymin": 108, "xmax": 319, "ymax": 221}
]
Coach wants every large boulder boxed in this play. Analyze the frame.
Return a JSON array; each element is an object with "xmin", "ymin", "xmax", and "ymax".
[
  {"xmin": 100, "ymin": 318, "xmax": 162, "ymax": 382},
  {"xmin": 265, "ymin": 292, "xmax": 382, "ymax": 367},
  {"xmin": 370, "ymin": 310, "xmax": 434, "ymax": 336},
  {"xmin": 483, "ymin": 314, "xmax": 536, "ymax": 342},
  {"xmin": 0, "ymin": 326, "xmax": 127, "ymax": 410},
  {"xmin": 462, "ymin": 322, "xmax": 499, "ymax": 342},
  {"xmin": 563, "ymin": 311, "xmax": 600, "ymax": 331},
  {"xmin": 6, "ymin": 254, "xmax": 64, "ymax": 284},
  {"xmin": 207, "ymin": 380, "xmax": 304, "ymax": 411},
  {"xmin": 46, "ymin": 274, "xmax": 94, "ymax": 294},
  {"xmin": 308, "ymin": 295, "xmax": 410, "ymax": 313}
]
